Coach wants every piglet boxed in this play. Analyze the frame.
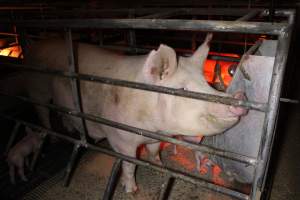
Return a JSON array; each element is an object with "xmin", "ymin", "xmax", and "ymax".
[{"xmin": 6, "ymin": 128, "xmax": 42, "ymax": 184}]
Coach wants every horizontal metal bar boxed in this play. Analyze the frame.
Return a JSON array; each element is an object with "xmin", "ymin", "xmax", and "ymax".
[
  {"xmin": 1, "ymin": 18, "xmax": 287, "ymax": 35},
  {"xmin": 137, "ymin": 9, "xmax": 184, "ymax": 19},
  {"xmin": 0, "ymin": 92, "xmax": 257, "ymax": 166},
  {"xmin": 0, "ymin": 115, "xmax": 249, "ymax": 200},
  {"xmin": 279, "ymin": 98, "xmax": 299, "ymax": 104},
  {"xmin": 1, "ymin": 63, "xmax": 267, "ymax": 112}
]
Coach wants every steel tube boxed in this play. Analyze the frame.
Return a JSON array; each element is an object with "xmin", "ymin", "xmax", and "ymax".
[
  {"xmin": 1, "ymin": 18, "xmax": 287, "ymax": 35},
  {"xmin": 102, "ymin": 159, "xmax": 122, "ymax": 200},
  {"xmin": 251, "ymin": 28, "xmax": 293, "ymax": 199},
  {"xmin": 0, "ymin": 93, "xmax": 257, "ymax": 166},
  {"xmin": 0, "ymin": 115, "xmax": 249, "ymax": 200},
  {"xmin": 158, "ymin": 176, "xmax": 174, "ymax": 200},
  {"xmin": 63, "ymin": 143, "xmax": 81, "ymax": 187},
  {"xmin": 137, "ymin": 9, "xmax": 183, "ymax": 19},
  {"xmin": 65, "ymin": 29, "xmax": 87, "ymax": 144},
  {"xmin": 0, "ymin": 63, "xmax": 267, "ymax": 112}
]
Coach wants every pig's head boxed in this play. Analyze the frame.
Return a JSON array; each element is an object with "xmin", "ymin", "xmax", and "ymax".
[{"xmin": 139, "ymin": 33, "xmax": 248, "ymax": 136}]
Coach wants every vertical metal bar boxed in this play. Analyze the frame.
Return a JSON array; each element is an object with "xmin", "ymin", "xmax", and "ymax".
[
  {"xmin": 251, "ymin": 30, "xmax": 292, "ymax": 200},
  {"xmin": 30, "ymin": 132, "xmax": 47, "ymax": 171},
  {"xmin": 158, "ymin": 176, "xmax": 174, "ymax": 200},
  {"xmin": 102, "ymin": 159, "xmax": 122, "ymax": 200},
  {"xmin": 63, "ymin": 143, "xmax": 81, "ymax": 187},
  {"xmin": 128, "ymin": 10, "xmax": 136, "ymax": 51},
  {"xmin": 65, "ymin": 29, "xmax": 87, "ymax": 145},
  {"xmin": 5, "ymin": 122, "xmax": 21, "ymax": 154}
]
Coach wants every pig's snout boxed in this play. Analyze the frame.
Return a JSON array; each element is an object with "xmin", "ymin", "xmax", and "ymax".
[{"xmin": 229, "ymin": 92, "xmax": 248, "ymax": 117}]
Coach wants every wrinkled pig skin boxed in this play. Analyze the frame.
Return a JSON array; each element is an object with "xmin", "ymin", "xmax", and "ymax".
[
  {"xmin": 6, "ymin": 128, "xmax": 42, "ymax": 184},
  {"xmin": 13, "ymin": 33, "xmax": 247, "ymax": 192}
]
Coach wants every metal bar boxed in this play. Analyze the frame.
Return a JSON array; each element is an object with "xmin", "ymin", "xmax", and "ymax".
[
  {"xmin": 158, "ymin": 176, "xmax": 174, "ymax": 200},
  {"xmin": 30, "ymin": 132, "xmax": 47, "ymax": 171},
  {"xmin": 0, "ymin": 115, "xmax": 250, "ymax": 200},
  {"xmin": 137, "ymin": 9, "xmax": 183, "ymax": 19},
  {"xmin": 65, "ymin": 29, "xmax": 87, "ymax": 145},
  {"xmin": 236, "ymin": 39, "xmax": 263, "ymax": 81},
  {"xmin": 102, "ymin": 159, "xmax": 122, "ymax": 200},
  {"xmin": 127, "ymin": 11, "xmax": 136, "ymax": 50},
  {"xmin": 0, "ymin": 63, "xmax": 267, "ymax": 112},
  {"xmin": 2, "ymin": 18, "xmax": 287, "ymax": 35},
  {"xmin": 236, "ymin": 10, "xmax": 261, "ymax": 21},
  {"xmin": 0, "ymin": 93, "xmax": 257, "ymax": 166},
  {"xmin": 5, "ymin": 122, "xmax": 21, "ymax": 154},
  {"xmin": 0, "ymin": 32, "xmax": 19, "ymax": 37},
  {"xmin": 251, "ymin": 24, "xmax": 293, "ymax": 199},
  {"xmin": 63, "ymin": 143, "xmax": 81, "ymax": 187},
  {"xmin": 279, "ymin": 97, "xmax": 299, "ymax": 104},
  {"xmin": 1, "ymin": 8, "xmax": 254, "ymax": 17}
]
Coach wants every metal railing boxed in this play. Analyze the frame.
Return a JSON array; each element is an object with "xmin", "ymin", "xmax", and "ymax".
[{"xmin": 0, "ymin": 8, "xmax": 294, "ymax": 200}]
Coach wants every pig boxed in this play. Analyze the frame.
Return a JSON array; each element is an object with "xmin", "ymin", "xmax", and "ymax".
[
  {"xmin": 6, "ymin": 127, "xmax": 42, "ymax": 184},
  {"xmin": 12, "ymin": 33, "xmax": 247, "ymax": 192}
]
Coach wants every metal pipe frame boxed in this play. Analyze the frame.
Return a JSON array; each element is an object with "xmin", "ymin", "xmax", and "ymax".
[
  {"xmin": 1, "ymin": 18, "xmax": 287, "ymax": 35},
  {"xmin": 0, "ymin": 63, "xmax": 267, "ymax": 112},
  {"xmin": 0, "ymin": 114, "xmax": 249, "ymax": 200},
  {"xmin": 1, "ymin": 8, "xmax": 294, "ymax": 200},
  {"xmin": 0, "ymin": 92, "xmax": 257, "ymax": 166}
]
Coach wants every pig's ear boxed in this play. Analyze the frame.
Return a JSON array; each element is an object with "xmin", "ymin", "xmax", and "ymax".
[
  {"xmin": 191, "ymin": 33, "xmax": 213, "ymax": 71},
  {"xmin": 143, "ymin": 44, "xmax": 177, "ymax": 83}
]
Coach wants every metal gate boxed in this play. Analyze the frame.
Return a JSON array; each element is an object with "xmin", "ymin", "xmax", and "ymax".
[{"xmin": 0, "ymin": 7, "xmax": 295, "ymax": 200}]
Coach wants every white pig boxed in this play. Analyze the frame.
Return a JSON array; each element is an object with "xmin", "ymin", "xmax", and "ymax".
[{"xmin": 9, "ymin": 33, "xmax": 247, "ymax": 192}]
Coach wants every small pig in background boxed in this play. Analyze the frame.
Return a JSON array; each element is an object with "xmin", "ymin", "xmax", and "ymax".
[{"xmin": 6, "ymin": 127, "xmax": 42, "ymax": 184}]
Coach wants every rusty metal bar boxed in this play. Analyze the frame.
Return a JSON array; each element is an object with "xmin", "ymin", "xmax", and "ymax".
[
  {"xmin": 0, "ymin": 63, "xmax": 267, "ymax": 112},
  {"xmin": 102, "ymin": 159, "xmax": 122, "ymax": 200},
  {"xmin": 0, "ymin": 92, "xmax": 257, "ymax": 166},
  {"xmin": 5, "ymin": 122, "xmax": 21, "ymax": 154},
  {"xmin": 0, "ymin": 114, "xmax": 250, "ymax": 200},
  {"xmin": 1, "ymin": 18, "xmax": 287, "ymax": 35},
  {"xmin": 63, "ymin": 143, "xmax": 81, "ymax": 187},
  {"xmin": 65, "ymin": 29, "xmax": 87, "ymax": 144}
]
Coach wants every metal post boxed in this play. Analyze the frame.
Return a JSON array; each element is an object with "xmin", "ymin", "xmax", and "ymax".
[
  {"xmin": 158, "ymin": 176, "xmax": 174, "ymax": 200},
  {"xmin": 65, "ymin": 29, "xmax": 88, "ymax": 145},
  {"xmin": 251, "ymin": 29, "xmax": 293, "ymax": 199},
  {"xmin": 63, "ymin": 143, "xmax": 81, "ymax": 187},
  {"xmin": 102, "ymin": 159, "xmax": 122, "ymax": 200}
]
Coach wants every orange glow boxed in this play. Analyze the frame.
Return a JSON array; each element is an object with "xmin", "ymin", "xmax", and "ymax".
[
  {"xmin": 204, "ymin": 52, "xmax": 240, "ymax": 87},
  {"xmin": 0, "ymin": 45, "xmax": 23, "ymax": 58}
]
